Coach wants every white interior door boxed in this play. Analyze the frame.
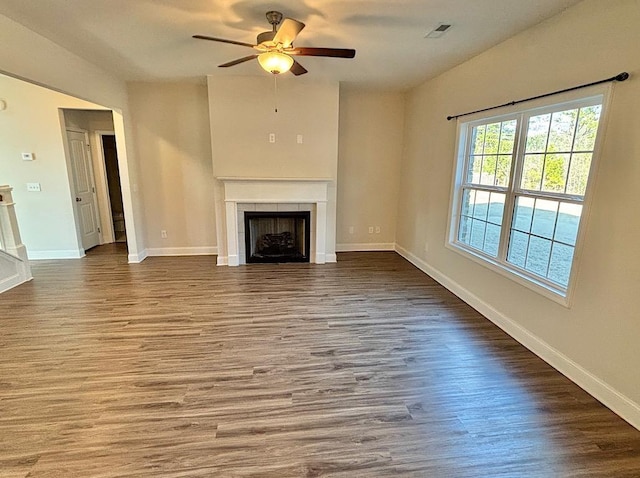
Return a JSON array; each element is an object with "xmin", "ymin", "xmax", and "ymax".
[{"xmin": 67, "ymin": 130, "xmax": 100, "ymax": 251}]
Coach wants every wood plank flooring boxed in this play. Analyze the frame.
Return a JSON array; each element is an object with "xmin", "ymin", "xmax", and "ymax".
[{"xmin": 1, "ymin": 245, "xmax": 640, "ymax": 477}]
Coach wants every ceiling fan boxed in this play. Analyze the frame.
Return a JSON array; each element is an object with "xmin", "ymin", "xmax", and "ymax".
[{"xmin": 193, "ymin": 11, "xmax": 356, "ymax": 76}]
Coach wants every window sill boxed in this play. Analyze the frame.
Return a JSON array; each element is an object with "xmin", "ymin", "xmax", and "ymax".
[{"xmin": 445, "ymin": 241, "xmax": 572, "ymax": 308}]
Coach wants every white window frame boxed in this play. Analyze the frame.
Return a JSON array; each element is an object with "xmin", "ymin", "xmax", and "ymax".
[{"xmin": 446, "ymin": 85, "xmax": 612, "ymax": 307}]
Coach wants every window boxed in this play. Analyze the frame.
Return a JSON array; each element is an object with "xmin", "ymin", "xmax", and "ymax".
[{"xmin": 449, "ymin": 94, "xmax": 606, "ymax": 301}]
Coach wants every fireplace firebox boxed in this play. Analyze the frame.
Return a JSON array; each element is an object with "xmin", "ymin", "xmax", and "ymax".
[{"xmin": 244, "ymin": 211, "xmax": 311, "ymax": 263}]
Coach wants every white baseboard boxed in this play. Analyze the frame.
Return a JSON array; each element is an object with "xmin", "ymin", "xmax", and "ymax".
[
  {"xmin": 146, "ymin": 246, "xmax": 217, "ymax": 257},
  {"xmin": 128, "ymin": 249, "xmax": 148, "ymax": 264},
  {"xmin": 0, "ymin": 273, "xmax": 20, "ymax": 293},
  {"xmin": 394, "ymin": 243, "xmax": 640, "ymax": 432},
  {"xmin": 325, "ymin": 253, "xmax": 338, "ymax": 263},
  {"xmin": 0, "ymin": 273, "xmax": 32, "ymax": 293},
  {"xmin": 28, "ymin": 249, "xmax": 84, "ymax": 260},
  {"xmin": 216, "ymin": 255, "xmax": 228, "ymax": 266},
  {"xmin": 336, "ymin": 243, "xmax": 396, "ymax": 252}
]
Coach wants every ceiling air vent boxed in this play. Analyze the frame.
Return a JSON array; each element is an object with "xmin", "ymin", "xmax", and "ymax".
[{"xmin": 425, "ymin": 24, "xmax": 452, "ymax": 39}]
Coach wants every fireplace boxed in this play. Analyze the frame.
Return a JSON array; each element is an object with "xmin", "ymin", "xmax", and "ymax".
[
  {"xmin": 244, "ymin": 211, "xmax": 310, "ymax": 263},
  {"xmin": 217, "ymin": 177, "xmax": 333, "ymax": 266}
]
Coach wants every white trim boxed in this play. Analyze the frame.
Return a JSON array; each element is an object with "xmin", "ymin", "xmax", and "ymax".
[
  {"xmin": 111, "ymin": 110, "xmax": 142, "ymax": 263},
  {"xmin": 219, "ymin": 178, "xmax": 332, "ymax": 266},
  {"xmin": 93, "ymin": 130, "xmax": 117, "ymax": 244},
  {"xmin": 217, "ymin": 177, "xmax": 332, "ymax": 183},
  {"xmin": 395, "ymin": 243, "xmax": 640, "ymax": 432},
  {"xmin": 216, "ymin": 255, "xmax": 229, "ymax": 266},
  {"xmin": 0, "ymin": 248, "xmax": 32, "ymax": 292},
  {"xmin": 217, "ymin": 253, "xmax": 333, "ymax": 266},
  {"xmin": 336, "ymin": 243, "xmax": 396, "ymax": 252},
  {"xmin": 445, "ymin": 241, "xmax": 569, "ymax": 306},
  {"xmin": 146, "ymin": 246, "xmax": 217, "ymax": 257},
  {"xmin": 128, "ymin": 249, "xmax": 148, "ymax": 264},
  {"xmin": 28, "ymin": 249, "xmax": 84, "ymax": 260},
  {"xmin": 0, "ymin": 272, "xmax": 31, "ymax": 293}
]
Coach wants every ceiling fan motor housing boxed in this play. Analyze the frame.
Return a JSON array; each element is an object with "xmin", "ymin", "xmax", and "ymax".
[
  {"xmin": 257, "ymin": 31, "xmax": 276, "ymax": 45},
  {"xmin": 265, "ymin": 11, "xmax": 283, "ymax": 27}
]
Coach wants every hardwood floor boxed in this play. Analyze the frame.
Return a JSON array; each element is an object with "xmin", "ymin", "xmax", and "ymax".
[{"xmin": 1, "ymin": 246, "xmax": 640, "ymax": 477}]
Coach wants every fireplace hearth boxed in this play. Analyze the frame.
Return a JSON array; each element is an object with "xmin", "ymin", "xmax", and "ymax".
[{"xmin": 244, "ymin": 211, "xmax": 310, "ymax": 263}]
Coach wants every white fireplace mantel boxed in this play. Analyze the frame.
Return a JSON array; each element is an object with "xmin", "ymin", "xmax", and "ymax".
[{"xmin": 218, "ymin": 177, "xmax": 332, "ymax": 266}]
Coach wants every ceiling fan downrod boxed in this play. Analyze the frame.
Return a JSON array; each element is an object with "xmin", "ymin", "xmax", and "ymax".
[{"xmin": 265, "ymin": 11, "xmax": 283, "ymax": 31}]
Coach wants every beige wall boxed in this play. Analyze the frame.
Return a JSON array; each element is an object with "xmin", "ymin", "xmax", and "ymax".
[
  {"xmin": 337, "ymin": 89, "xmax": 404, "ymax": 249},
  {"xmin": 397, "ymin": 0, "xmax": 640, "ymax": 422},
  {"xmin": 0, "ymin": 14, "xmax": 126, "ymax": 109},
  {"xmin": 64, "ymin": 109, "xmax": 114, "ymax": 132},
  {"xmin": 128, "ymin": 81, "xmax": 216, "ymax": 253},
  {"xmin": 0, "ymin": 74, "xmax": 110, "ymax": 258},
  {"xmin": 207, "ymin": 76, "xmax": 340, "ymax": 260}
]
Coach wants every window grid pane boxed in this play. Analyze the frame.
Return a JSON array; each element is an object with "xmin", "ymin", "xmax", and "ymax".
[
  {"xmin": 507, "ymin": 196, "xmax": 584, "ymax": 286},
  {"xmin": 521, "ymin": 106, "xmax": 599, "ymax": 196},
  {"xmin": 466, "ymin": 120, "xmax": 516, "ymax": 188},
  {"xmin": 458, "ymin": 188, "xmax": 505, "ymax": 258}
]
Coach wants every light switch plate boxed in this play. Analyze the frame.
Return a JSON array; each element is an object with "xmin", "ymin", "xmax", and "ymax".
[
  {"xmin": 27, "ymin": 182, "xmax": 41, "ymax": 192},
  {"xmin": 22, "ymin": 152, "xmax": 34, "ymax": 161}
]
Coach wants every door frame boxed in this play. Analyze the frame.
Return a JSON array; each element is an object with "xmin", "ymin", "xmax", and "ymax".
[{"xmin": 92, "ymin": 130, "xmax": 117, "ymax": 244}]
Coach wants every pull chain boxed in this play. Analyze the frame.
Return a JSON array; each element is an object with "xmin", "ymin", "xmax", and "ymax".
[{"xmin": 274, "ymin": 74, "xmax": 278, "ymax": 113}]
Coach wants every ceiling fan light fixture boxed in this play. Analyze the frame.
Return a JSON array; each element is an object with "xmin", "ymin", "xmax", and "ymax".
[{"xmin": 258, "ymin": 51, "xmax": 294, "ymax": 74}]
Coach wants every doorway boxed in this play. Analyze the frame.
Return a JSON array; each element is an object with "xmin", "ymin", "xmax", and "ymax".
[
  {"xmin": 100, "ymin": 134, "xmax": 127, "ymax": 243},
  {"xmin": 62, "ymin": 109, "xmax": 131, "ymax": 255}
]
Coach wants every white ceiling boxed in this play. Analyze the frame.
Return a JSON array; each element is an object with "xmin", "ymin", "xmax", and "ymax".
[{"xmin": 0, "ymin": 0, "xmax": 583, "ymax": 90}]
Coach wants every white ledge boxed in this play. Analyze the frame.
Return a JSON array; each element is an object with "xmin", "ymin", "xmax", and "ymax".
[{"xmin": 218, "ymin": 177, "xmax": 332, "ymax": 183}]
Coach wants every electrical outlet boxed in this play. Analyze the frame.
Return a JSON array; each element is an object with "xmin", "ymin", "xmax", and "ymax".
[
  {"xmin": 348, "ymin": 226, "xmax": 354, "ymax": 235},
  {"xmin": 368, "ymin": 226, "xmax": 374, "ymax": 234},
  {"xmin": 375, "ymin": 226, "xmax": 381, "ymax": 234},
  {"xmin": 161, "ymin": 230, "xmax": 167, "ymax": 239},
  {"xmin": 269, "ymin": 133, "xmax": 276, "ymax": 143},
  {"xmin": 297, "ymin": 134, "xmax": 303, "ymax": 144},
  {"xmin": 424, "ymin": 242, "xmax": 429, "ymax": 253}
]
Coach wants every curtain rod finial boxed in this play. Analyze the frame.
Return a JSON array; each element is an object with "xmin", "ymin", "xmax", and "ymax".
[{"xmin": 616, "ymin": 72, "xmax": 630, "ymax": 82}]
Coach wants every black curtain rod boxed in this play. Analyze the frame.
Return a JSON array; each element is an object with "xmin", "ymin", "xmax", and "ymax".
[{"xmin": 447, "ymin": 72, "xmax": 630, "ymax": 121}]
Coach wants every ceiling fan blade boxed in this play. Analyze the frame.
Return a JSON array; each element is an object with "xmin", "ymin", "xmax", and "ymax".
[
  {"xmin": 218, "ymin": 55, "xmax": 258, "ymax": 68},
  {"xmin": 290, "ymin": 60, "xmax": 308, "ymax": 76},
  {"xmin": 193, "ymin": 35, "xmax": 256, "ymax": 48},
  {"xmin": 290, "ymin": 47, "xmax": 356, "ymax": 59},
  {"xmin": 273, "ymin": 18, "xmax": 305, "ymax": 48}
]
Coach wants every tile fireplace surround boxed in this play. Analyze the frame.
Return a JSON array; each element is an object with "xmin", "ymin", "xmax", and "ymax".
[{"xmin": 218, "ymin": 178, "xmax": 333, "ymax": 266}]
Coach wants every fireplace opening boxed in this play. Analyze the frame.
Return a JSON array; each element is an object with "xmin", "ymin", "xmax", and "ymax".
[{"xmin": 244, "ymin": 211, "xmax": 311, "ymax": 263}]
